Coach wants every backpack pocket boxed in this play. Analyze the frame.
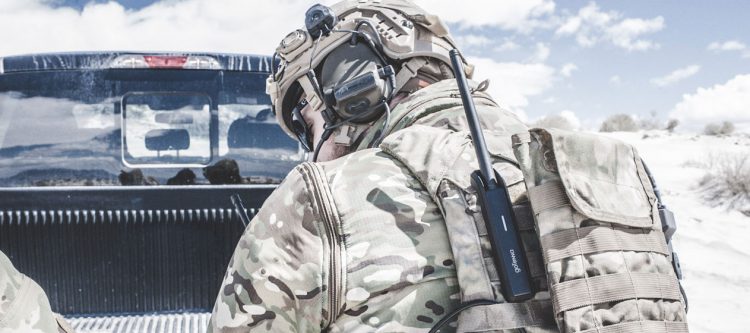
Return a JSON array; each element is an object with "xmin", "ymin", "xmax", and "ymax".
[{"xmin": 512, "ymin": 128, "xmax": 688, "ymax": 333}]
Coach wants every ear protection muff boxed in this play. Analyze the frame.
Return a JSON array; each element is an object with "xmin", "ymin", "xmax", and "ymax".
[
  {"xmin": 295, "ymin": 4, "xmax": 399, "ymax": 160},
  {"xmin": 319, "ymin": 37, "xmax": 395, "ymax": 124}
]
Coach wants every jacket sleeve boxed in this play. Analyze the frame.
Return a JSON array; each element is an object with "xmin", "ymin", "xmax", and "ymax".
[
  {"xmin": 0, "ymin": 251, "xmax": 61, "ymax": 333},
  {"xmin": 209, "ymin": 167, "xmax": 326, "ymax": 332}
]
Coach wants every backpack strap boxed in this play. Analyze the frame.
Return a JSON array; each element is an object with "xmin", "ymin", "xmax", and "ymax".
[{"xmin": 457, "ymin": 300, "xmax": 555, "ymax": 332}]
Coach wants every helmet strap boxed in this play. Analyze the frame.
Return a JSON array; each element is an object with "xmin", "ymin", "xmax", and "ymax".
[{"xmin": 394, "ymin": 57, "xmax": 430, "ymax": 93}]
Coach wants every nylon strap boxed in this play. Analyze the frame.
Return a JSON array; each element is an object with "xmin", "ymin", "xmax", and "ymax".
[
  {"xmin": 512, "ymin": 131, "xmax": 531, "ymax": 145},
  {"xmin": 579, "ymin": 320, "xmax": 690, "ymax": 333},
  {"xmin": 394, "ymin": 57, "xmax": 429, "ymax": 93},
  {"xmin": 297, "ymin": 75, "xmax": 325, "ymax": 113},
  {"xmin": 527, "ymin": 181, "xmax": 569, "ymax": 213},
  {"xmin": 542, "ymin": 225, "xmax": 670, "ymax": 263},
  {"xmin": 550, "ymin": 272, "xmax": 682, "ymax": 313},
  {"xmin": 457, "ymin": 300, "xmax": 555, "ymax": 332}
]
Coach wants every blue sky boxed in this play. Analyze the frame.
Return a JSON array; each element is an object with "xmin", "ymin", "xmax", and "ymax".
[
  {"xmin": 435, "ymin": 0, "xmax": 749, "ymax": 129},
  {"xmin": 5, "ymin": 0, "xmax": 750, "ymax": 131},
  {"xmin": 525, "ymin": 1, "xmax": 749, "ymax": 127}
]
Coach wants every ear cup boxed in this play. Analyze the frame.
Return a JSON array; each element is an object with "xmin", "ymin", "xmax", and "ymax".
[{"xmin": 320, "ymin": 42, "xmax": 389, "ymax": 123}]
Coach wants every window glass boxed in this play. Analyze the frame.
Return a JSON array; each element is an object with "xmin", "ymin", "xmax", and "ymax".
[
  {"xmin": 0, "ymin": 69, "xmax": 302, "ymax": 187},
  {"xmin": 122, "ymin": 92, "xmax": 212, "ymax": 166}
]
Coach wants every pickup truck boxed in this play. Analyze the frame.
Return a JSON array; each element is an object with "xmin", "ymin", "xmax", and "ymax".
[{"xmin": 0, "ymin": 52, "xmax": 304, "ymax": 332}]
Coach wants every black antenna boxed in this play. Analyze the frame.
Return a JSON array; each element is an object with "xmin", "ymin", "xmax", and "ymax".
[{"xmin": 449, "ymin": 50, "xmax": 497, "ymax": 189}]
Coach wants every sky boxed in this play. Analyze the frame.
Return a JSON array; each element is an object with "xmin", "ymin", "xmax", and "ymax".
[{"xmin": 1, "ymin": 0, "xmax": 748, "ymax": 132}]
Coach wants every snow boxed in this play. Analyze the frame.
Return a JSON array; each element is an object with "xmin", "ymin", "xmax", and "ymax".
[{"xmin": 604, "ymin": 131, "xmax": 750, "ymax": 333}]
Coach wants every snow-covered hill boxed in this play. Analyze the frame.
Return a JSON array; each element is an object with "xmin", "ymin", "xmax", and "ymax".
[{"xmin": 605, "ymin": 131, "xmax": 750, "ymax": 333}]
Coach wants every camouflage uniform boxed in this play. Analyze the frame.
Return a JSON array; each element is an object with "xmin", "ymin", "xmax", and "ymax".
[
  {"xmin": 209, "ymin": 79, "xmax": 534, "ymax": 332},
  {"xmin": 0, "ymin": 251, "xmax": 64, "ymax": 333}
]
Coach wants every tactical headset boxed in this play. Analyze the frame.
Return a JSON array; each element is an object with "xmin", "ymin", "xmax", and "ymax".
[{"xmin": 285, "ymin": 4, "xmax": 397, "ymax": 160}]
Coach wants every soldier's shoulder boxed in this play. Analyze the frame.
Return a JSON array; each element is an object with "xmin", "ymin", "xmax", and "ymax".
[{"xmin": 317, "ymin": 148, "xmax": 416, "ymax": 186}]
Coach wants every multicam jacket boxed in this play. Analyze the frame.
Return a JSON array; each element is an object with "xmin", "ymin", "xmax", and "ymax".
[
  {"xmin": 0, "ymin": 251, "xmax": 67, "ymax": 333},
  {"xmin": 209, "ymin": 79, "xmax": 531, "ymax": 332}
]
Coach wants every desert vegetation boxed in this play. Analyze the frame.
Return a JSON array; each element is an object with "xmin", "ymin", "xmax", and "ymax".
[
  {"xmin": 696, "ymin": 153, "xmax": 750, "ymax": 217},
  {"xmin": 704, "ymin": 121, "xmax": 736, "ymax": 136},
  {"xmin": 599, "ymin": 114, "xmax": 639, "ymax": 132},
  {"xmin": 532, "ymin": 114, "xmax": 576, "ymax": 131}
]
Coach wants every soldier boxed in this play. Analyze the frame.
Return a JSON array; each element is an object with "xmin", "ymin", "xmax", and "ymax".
[{"xmin": 209, "ymin": 1, "xmax": 552, "ymax": 332}]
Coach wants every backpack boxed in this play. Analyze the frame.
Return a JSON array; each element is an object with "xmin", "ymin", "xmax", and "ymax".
[{"xmin": 381, "ymin": 124, "xmax": 688, "ymax": 332}]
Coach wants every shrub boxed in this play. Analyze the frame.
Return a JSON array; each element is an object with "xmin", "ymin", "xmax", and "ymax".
[
  {"xmin": 698, "ymin": 153, "xmax": 750, "ymax": 216},
  {"xmin": 721, "ymin": 121, "xmax": 735, "ymax": 135},
  {"xmin": 704, "ymin": 121, "xmax": 736, "ymax": 136},
  {"xmin": 533, "ymin": 114, "xmax": 575, "ymax": 131},
  {"xmin": 640, "ymin": 119, "xmax": 660, "ymax": 130},
  {"xmin": 665, "ymin": 119, "xmax": 679, "ymax": 133},
  {"xmin": 640, "ymin": 111, "xmax": 660, "ymax": 130},
  {"xmin": 599, "ymin": 114, "xmax": 639, "ymax": 132}
]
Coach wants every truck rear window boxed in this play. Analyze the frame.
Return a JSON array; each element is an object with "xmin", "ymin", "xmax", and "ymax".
[{"xmin": 0, "ymin": 69, "xmax": 303, "ymax": 187}]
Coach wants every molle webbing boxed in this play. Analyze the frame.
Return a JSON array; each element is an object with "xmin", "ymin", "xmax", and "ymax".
[
  {"xmin": 527, "ymin": 181, "xmax": 570, "ymax": 212},
  {"xmin": 457, "ymin": 300, "xmax": 555, "ymax": 332},
  {"xmin": 551, "ymin": 272, "xmax": 682, "ymax": 313},
  {"xmin": 579, "ymin": 321, "xmax": 690, "ymax": 333},
  {"xmin": 513, "ymin": 128, "xmax": 689, "ymax": 333},
  {"xmin": 541, "ymin": 225, "xmax": 670, "ymax": 263}
]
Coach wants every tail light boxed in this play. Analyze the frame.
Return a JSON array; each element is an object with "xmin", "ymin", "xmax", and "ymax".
[
  {"xmin": 110, "ymin": 55, "xmax": 222, "ymax": 70},
  {"xmin": 144, "ymin": 55, "xmax": 187, "ymax": 68}
]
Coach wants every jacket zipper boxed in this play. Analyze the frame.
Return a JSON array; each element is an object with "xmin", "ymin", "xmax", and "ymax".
[{"xmin": 301, "ymin": 163, "xmax": 343, "ymax": 328}]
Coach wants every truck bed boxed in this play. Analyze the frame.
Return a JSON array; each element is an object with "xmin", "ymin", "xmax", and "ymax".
[{"xmin": 0, "ymin": 185, "xmax": 273, "ymax": 317}]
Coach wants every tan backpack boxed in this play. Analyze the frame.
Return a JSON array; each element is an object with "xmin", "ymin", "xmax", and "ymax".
[
  {"xmin": 383, "ymin": 124, "xmax": 688, "ymax": 332},
  {"xmin": 511, "ymin": 128, "xmax": 688, "ymax": 333}
]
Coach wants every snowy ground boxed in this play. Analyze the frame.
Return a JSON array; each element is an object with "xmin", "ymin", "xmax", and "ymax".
[{"xmin": 603, "ymin": 131, "xmax": 750, "ymax": 333}]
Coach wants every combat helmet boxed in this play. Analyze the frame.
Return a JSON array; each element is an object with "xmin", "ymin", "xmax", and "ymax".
[{"xmin": 267, "ymin": 0, "xmax": 474, "ymax": 154}]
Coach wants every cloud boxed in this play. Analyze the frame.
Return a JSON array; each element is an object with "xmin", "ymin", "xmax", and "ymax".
[
  {"xmin": 708, "ymin": 40, "xmax": 746, "ymax": 52},
  {"xmin": 669, "ymin": 74, "xmax": 750, "ymax": 131},
  {"xmin": 555, "ymin": 2, "xmax": 664, "ymax": 51},
  {"xmin": 494, "ymin": 40, "xmax": 521, "ymax": 52},
  {"xmin": 468, "ymin": 57, "xmax": 556, "ymax": 120},
  {"xmin": 529, "ymin": 43, "xmax": 551, "ymax": 62},
  {"xmin": 707, "ymin": 40, "xmax": 750, "ymax": 58},
  {"xmin": 0, "ymin": 0, "xmax": 331, "ymax": 57},
  {"xmin": 455, "ymin": 34, "xmax": 492, "ymax": 49},
  {"xmin": 650, "ymin": 65, "xmax": 701, "ymax": 87},
  {"xmin": 609, "ymin": 75, "xmax": 622, "ymax": 85},
  {"xmin": 560, "ymin": 63, "xmax": 578, "ymax": 77},
  {"xmin": 0, "ymin": 0, "xmax": 559, "ymax": 121},
  {"xmin": 414, "ymin": 0, "xmax": 556, "ymax": 33}
]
